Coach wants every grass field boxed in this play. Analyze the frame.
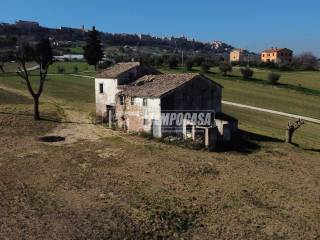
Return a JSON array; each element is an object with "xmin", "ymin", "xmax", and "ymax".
[
  {"xmin": 2, "ymin": 62, "xmax": 37, "ymax": 73},
  {"xmin": 0, "ymin": 73, "xmax": 95, "ymax": 112},
  {"xmin": 159, "ymin": 66, "xmax": 320, "ymax": 119},
  {"xmin": 66, "ymin": 46, "xmax": 84, "ymax": 54},
  {"xmin": 2, "ymin": 61, "xmax": 96, "ymax": 76},
  {"xmin": 223, "ymin": 105, "xmax": 320, "ymax": 149},
  {"xmin": 49, "ymin": 62, "xmax": 96, "ymax": 75},
  {"xmin": 1, "ymin": 62, "xmax": 320, "ymax": 148}
]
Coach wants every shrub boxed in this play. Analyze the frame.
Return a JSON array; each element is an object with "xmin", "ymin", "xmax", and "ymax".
[
  {"xmin": 192, "ymin": 56, "xmax": 205, "ymax": 66},
  {"xmin": 155, "ymin": 56, "xmax": 164, "ymax": 66},
  {"xmin": 98, "ymin": 60, "xmax": 112, "ymax": 70},
  {"xmin": 184, "ymin": 60, "xmax": 194, "ymax": 71},
  {"xmin": 73, "ymin": 66, "xmax": 79, "ymax": 73},
  {"xmin": 259, "ymin": 61, "xmax": 276, "ymax": 69},
  {"xmin": 200, "ymin": 63, "xmax": 210, "ymax": 73},
  {"xmin": 293, "ymin": 52, "xmax": 318, "ymax": 70},
  {"xmin": 240, "ymin": 67, "xmax": 254, "ymax": 79},
  {"xmin": 267, "ymin": 72, "xmax": 281, "ymax": 85},
  {"xmin": 57, "ymin": 65, "xmax": 65, "ymax": 74},
  {"xmin": 231, "ymin": 61, "xmax": 239, "ymax": 66},
  {"xmin": 168, "ymin": 56, "xmax": 178, "ymax": 69},
  {"xmin": 219, "ymin": 62, "xmax": 232, "ymax": 76}
]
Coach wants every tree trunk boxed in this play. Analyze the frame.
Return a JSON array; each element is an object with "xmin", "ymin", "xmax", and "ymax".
[
  {"xmin": 285, "ymin": 128, "xmax": 293, "ymax": 144},
  {"xmin": 33, "ymin": 96, "xmax": 40, "ymax": 120}
]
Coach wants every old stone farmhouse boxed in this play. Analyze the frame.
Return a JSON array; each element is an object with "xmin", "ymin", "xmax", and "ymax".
[{"xmin": 95, "ymin": 62, "xmax": 237, "ymax": 150}]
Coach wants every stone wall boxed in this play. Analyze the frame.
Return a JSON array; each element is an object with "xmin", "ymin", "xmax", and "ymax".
[{"xmin": 115, "ymin": 96, "xmax": 161, "ymax": 137}]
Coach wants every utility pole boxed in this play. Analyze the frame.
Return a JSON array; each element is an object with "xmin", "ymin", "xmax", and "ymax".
[{"xmin": 181, "ymin": 50, "xmax": 184, "ymax": 66}]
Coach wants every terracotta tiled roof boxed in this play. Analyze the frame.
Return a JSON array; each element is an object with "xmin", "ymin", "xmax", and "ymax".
[
  {"xmin": 96, "ymin": 62, "xmax": 140, "ymax": 78},
  {"xmin": 118, "ymin": 73, "xmax": 222, "ymax": 98},
  {"xmin": 262, "ymin": 48, "xmax": 293, "ymax": 53}
]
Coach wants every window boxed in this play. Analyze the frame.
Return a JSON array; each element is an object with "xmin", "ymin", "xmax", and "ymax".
[
  {"xmin": 143, "ymin": 119, "xmax": 148, "ymax": 126},
  {"xmin": 143, "ymin": 98, "xmax": 148, "ymax": 107},
  {"xmin": 99, "ymin": 83, "xmax": 104, "ymax": 94},
  {"xmin": 131, "ymin": 97, "xmax": 135, "ymax": 105},
  {"xmin": 262, "ymin": 54, "xmax": 265, "ymax": 57},
  {"xmin": 119, "ymin": 95, "xmax": 125, "ymax": 105}
]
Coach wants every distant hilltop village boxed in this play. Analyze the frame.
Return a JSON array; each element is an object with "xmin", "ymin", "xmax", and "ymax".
[
  {"xmin": 0, "ymin": 20, "xmax": 88, "ymax": 32},
  {"xmin": 0, "ymin": 20, "xmax": 299, "ymax": 65},
  {"xmin": 0, "ymin": 20, "xmax": 235, "ymax": 54}
]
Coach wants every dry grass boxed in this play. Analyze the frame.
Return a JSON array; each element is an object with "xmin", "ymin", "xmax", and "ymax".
[{"xmin": 1, "ymin": 95, "xmax": 320, "ymax": 239}]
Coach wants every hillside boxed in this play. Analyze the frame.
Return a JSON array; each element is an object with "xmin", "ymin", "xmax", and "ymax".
[{"xmin": 0, "ymin": 21, "xmax": 234, "ymax": 57}]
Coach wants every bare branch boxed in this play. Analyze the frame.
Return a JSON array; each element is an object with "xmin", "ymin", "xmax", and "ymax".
[{"xmin": 17, "ymin": 61, "xmax": 36, "ymax": 97}]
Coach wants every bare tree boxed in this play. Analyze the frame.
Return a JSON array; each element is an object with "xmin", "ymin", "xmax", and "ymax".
[
  {"xmin": 285, "ymin": 119, "xmax": 305, "ymax": 144},
  {"xmin": 294, "ymin": 52, "xmax": 318, "ymax": 70},
  {"xmin": 0, "ymin": 62, "xmax": 4, "ymax": 73},
  {"xmin": 16, "ymin": 39, "xmax": 53, "ymax": 120},
  {"xmin": 0, "ymin": 55, "xmax": 5, "ymax": 73}
]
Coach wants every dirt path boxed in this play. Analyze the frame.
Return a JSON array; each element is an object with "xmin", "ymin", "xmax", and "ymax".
[
  {"xmin": 48, "ymin": 73, "xmax": 94, "ymax": 79},
  {"xmin": 222, "ymin": 100, "xmax": 320, "ymax": 124},
  {"xmin": 42, "ymin": 109, "xmax": 114, "ymax": 145},
  {"xmin": 0, "ymin": 84, "xmax": 114, "ymax": 145}
]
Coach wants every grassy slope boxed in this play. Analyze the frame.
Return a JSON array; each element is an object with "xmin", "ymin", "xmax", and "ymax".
[
  {"xmin": 223, "ymin": 105, "xmax": 320, "ymax": 149},
  {"xmin": 159, "ymin": 66, "xmax": 320, "ymax": 119},
  {"xmin": 49, "ymin": 62, "xmax": 96, "ymax": 75},
  {"xmin": 0, "ymin": 73, "xmax": 95, "ymax": 112},
  {"xmin": 2, "ymin": 62, "xmax": 37, "ymax": 73},
  {"xmin": 1, "ymin": 62, "xmax": 319, "ymax": 148}
]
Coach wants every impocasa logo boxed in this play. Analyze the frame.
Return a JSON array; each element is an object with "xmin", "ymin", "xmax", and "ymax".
[{"xmin": 160, "ymin": 110, "xmax": 216, "ymax": 130}]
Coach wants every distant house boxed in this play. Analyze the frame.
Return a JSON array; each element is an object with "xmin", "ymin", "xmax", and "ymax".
[
  {"xmin": 95, "ymin": 62, "xmax": 238, "ymax": 150},
  {"xmin": 230, "ymin": 49, "xmax": 247, "ymax": 63},
  {"xmin": 230, "ymin": 49, "xmax": 260, "ymax": 64},
  {"xmin": 261, "ymin": 48, "xmax": 293, "ymax": 65},
  {"xmin": 15, "ymin": 20, "xmax": 40, "ymax": 29},
  {"xmin": 53, "ymin": 54, "xmax": 84, "ymax": 61}
]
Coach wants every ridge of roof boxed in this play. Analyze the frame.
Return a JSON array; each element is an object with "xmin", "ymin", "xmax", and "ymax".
[
  {"xmin": 118, "ymin": 73, "xmax": 222, "ymax": 98},
  {"xmin": 262, "ymin": 48, "xmax": 293, "ymax": 53},
  {"xmin": 96, "ymin": 62, "xmax": 140, "ymax": 78}
]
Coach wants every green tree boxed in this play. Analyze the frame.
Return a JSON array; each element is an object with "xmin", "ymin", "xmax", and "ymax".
[
  {"xmin": 240, "ymin": 67, "xmax": 254, "ymax": 79},
  {"xmin": 200, "ymin": 62, "xmax": 210, "ymax": 73},
  {"xmin": 83, "ymin": 26, "xmax": 104, "ymax": 70},
  {"xmin": 267, "ymin": 72, "xmax": 281, "ymax": 85},
  {"xmin": 193, "ymin": 56, "xmax": 205, "ymax": 66},
  {"xmin": 155, "ymin": 55, "xmax": 164, "ymax": 66},
  {"xmin": 16, "ymin": 39, "xmax": 53, "ymax": 120},
  {"xmin": 219, "ymin": 62, "xmax": 232, "ymax": 76},
  {"xmin": 73, "ymin": 66, "xmax": 79, "ymax": 73},
  {"xmin": 168, "ymin": 55, "xmax": 178, "ymax": 69},
  {"xmin": 185, "ymin": 59, "xmax": 194, "ymax": 71}
]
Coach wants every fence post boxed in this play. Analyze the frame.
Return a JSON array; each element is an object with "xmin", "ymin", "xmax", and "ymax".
[{"xmin": 109, "ymin": 110, "xmax": 112, "ymax": 128}]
